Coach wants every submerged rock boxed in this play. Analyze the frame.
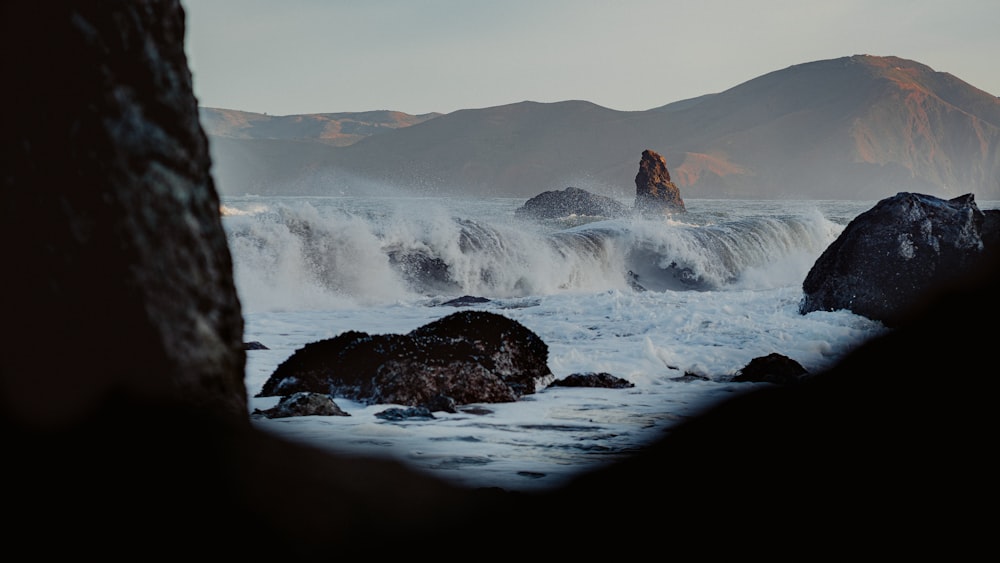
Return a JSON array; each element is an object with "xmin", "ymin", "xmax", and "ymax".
[
  {"xmin": 800, "ymin": 192, "xmax": 990, "ymax": 326},
  {"xmin": 440, "ymin": 295, "xmax": 492, "ymax": 307},
  {"xmin": 257, "ymin": 310, "xmax": 554, "ymax": 407},
  {"xmin": 515, "ymin": 186, "xmax": 630, "ymax": 220},
  {"xmin": 633, "ymin": 149, "xmax": 686, "ymax": 216}
]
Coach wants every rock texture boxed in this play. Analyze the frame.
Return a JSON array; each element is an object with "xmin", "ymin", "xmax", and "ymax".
[
  {"xmin": 258, "ymin": 311, "xmax": 554, "ymax": 407},
  {"xmin": 800, "ymin": 192, "xmax": 991, "ymax": 326},
  {"xmin": 515, "ymin": 187, "xmax": 630, "ymax": 220},
  {"xmin": 633, "ymin": 149, "xmax": 686, "ymax": 215},
  {"xmin": 548, "ymin": 372, "xmax": 635, "ymax": 389},
  {"xmin": 2, "ymin": 0, "xmax": 247, "ymax": 427},
  {"xmin": 375, "ymin": 407, "xmax": 436, "ymax": 421},
  {"xmin": 253, "ymin": 392, "xmax": 350, "ymax": 419}
]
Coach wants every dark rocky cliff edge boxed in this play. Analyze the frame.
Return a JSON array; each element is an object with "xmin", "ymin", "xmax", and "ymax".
[{"xmin": 2, "ymin": 1, "xmax": 995, "ymax": 558}]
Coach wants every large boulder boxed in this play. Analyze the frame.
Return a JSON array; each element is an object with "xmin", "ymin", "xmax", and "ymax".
[
  {"xmin": 2, "ymin": 0, "xmax": 247, "ymax": 427},
  {"xmin": 515, "ymin": 186, "xmax": 630, "ymax": 220},
  {"xmin": 633, "ymin": 149, "xmax": 686, "ymax": 215},
  {"xmin": 800, "ymin": 192, "xmax": 990, "ymax": 326},
  {"xmin": 258, "ymin": 310, "xmax": 555, "ymax": 407}
]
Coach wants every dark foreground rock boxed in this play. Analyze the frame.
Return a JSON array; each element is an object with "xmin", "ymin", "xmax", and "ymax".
[
  {"xmin": 633, "ymin": 149, "xmax": 686, "ymax": 215},
  {"xmin": 548, "ymin": 372, "xmax": 635, "ymax": 389},
  {"xmin": 5, "ymin": 2, "xmax": 997, "ymax": 559},
  {"xmin": 258, "ymin": 310, "xmax": 554, "ymax": 407},
  {"xmin": 730, "ymin": 353, "xmax": 808, "ymax": 384},
  {"xmin": 515, "ymin": 186, "xmax": 630, "ymax": 220},
  {"xmin": 800, "ymin": 192, "xmax": 991, "ymax": 326},
  {"xmin": 2, "ymin": 0, "xmax": 247, "ymax": 427}
]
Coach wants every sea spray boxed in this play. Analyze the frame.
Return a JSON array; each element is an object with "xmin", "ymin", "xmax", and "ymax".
[
  {"xmin": 223, "ymin": 200, "xmax": 410, "ymax": 310},
  {"xmin": 606, "ymin": 211, "xmax": 843, "ymax": 291},
  {"xmin": 230, "ymin": 196, "xmax": 910, "ymax": 491},
  {"xmin": 222, "ymin": 197, "xmax": 847, "ymax": 312}
]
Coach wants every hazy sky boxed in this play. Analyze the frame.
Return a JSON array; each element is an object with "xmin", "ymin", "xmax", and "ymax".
[{"xmin": 182, "ymin": 0, "xmax": 1000, "ymax": 116}]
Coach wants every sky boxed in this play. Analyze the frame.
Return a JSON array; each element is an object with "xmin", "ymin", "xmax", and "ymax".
[{"xmin": 182, "ymin": 0, "xmax": 1000, "ymax": 116}]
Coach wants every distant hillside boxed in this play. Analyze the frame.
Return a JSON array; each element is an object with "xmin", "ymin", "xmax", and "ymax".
[
  {"xmin": 204, "ymin": 55, "xmax": 1000, "ymax": 200},
  {"xmin": 199, "ymin": 108, "xmax": 441, "ymax": 146}
]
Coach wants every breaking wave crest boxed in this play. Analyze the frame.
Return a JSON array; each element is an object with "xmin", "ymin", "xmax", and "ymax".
[{"xmin": 221, "ymin": 198, "xmax": 843, "ymax": 311}]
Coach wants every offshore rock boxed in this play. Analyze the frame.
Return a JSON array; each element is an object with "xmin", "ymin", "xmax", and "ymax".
[
  {"xmin": 548, "ymin": 372, "xmax": 635, "ymax": 389},
  {"xmin": 439, "ymin": 295, "xmax": 492, "ymax": 307},
  {"xmin": 257, "ymin": 311, "xmax": 554, "ymax": 406},
  {"xmin": 252, "ymin": 392, "xmax": 350, "ymax": 419},
  {"xmin": 515, "ymin": 186, "xmax": 630, "ymax": 220},
  {"xmin": 633, "ymin": 149, "xmax": 686, "ymax": 215},
  {"xmin": 799, "ymin": 192, "xmax": 989, "ymax": 326},
  {"xmin": 375, "ymin": 407, "xmax": 436, "ymax": 421}
]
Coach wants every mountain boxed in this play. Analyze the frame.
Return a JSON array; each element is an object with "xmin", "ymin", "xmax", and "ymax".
[
  {"xmin": 199, "ymin": 108, "xmax": 441, "ymax": 146},
  {"xmin": 202, "ymin": 55, "xmax": 1000, "ymax": 200}
]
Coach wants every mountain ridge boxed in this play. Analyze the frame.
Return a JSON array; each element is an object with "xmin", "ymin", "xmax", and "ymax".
[
  {"xmin": 199, "ymin": 107, "xmax": 442, "ymax": 147},
  {"xmin": 202, "ymin": 55, "xmax": 1000, "ymax": 200}
]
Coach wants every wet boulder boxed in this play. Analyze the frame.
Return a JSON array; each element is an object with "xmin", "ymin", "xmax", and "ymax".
[
  {"xmin": 375, "ymin": 407, "xmax": 436, "ymax": 421},
  {"xmin": 253, "ymin": 392, "xmax": 350, "ymax": 419},
  {"xmin": 731, "ymin": 353, "xmax": 808, "ymax": 385},
  {"xmin": 515, "ymin": 187, "xmax": 630, "ymax": 220},
  {"xmin": 800, "ymin": 192, "xmax": 990, "ymax": 326},
  {"xmin": 548, "ymin": 372, "xmax": 635, "ymax": 389},
  {"xmin": 257, "ymin": 311, "xmax": 554, "ymax": 407},
  {"xmin": 439, "ymin": 295, "xmax": 492, "ymax": 307}
]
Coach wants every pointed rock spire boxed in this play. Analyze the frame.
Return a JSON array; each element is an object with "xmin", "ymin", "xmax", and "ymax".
[{"xmin": 634, "ymin": 149, "xmax": 686, "ymax": 215}]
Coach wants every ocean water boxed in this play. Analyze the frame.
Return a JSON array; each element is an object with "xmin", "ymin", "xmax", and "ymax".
[{"xmin": 220, "ymin": 195, "xmax": 995, "ymax": 491}]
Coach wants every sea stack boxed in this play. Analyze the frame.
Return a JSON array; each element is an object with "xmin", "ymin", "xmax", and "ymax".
[{"xmin": 633, "ymin": 149, "xmax": 686, "ymax": 215}]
